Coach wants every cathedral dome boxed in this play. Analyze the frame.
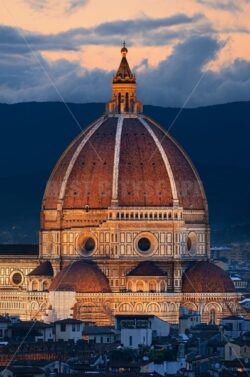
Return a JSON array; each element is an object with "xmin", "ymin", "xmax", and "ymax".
[
  {"xmin": 182, "ymin": 261, "xmax": 235, "ymax": 293},
  {"xmin": 49, "ymin": 260, "xmax": 111, "ymax": 293},
  {"xmin": 42, "ymin": 44, "xmax": 207, "ymax": 216},
  {"xmin": 42, "ymin": 115, "xmax": 207, "ymax": 211}
]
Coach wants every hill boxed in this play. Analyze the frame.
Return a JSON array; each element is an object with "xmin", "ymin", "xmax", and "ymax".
[{"xmin": 0, "ymin": 101, "xmax": 249, "ymax": 245}]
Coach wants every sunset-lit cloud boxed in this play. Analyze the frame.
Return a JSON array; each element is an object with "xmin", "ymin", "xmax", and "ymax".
[
  {"xmin": 0, "ymin": 0, "xmax": 250, "ymax": 105},
  {"xmin": 196, "ymin": 0, "xmax": 242, "ymax": 12},
  {"xmin": 25, "ymin": 0, "xmax": 88, "ymax": 13}
]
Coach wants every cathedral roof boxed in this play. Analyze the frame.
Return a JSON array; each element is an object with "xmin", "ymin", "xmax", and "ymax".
[
  {"xmin": 49, "ymin": 260, "xmax": 111, "ymax": 293},
  {"xmin": 127, "ymin": 261, "xmax": 166, "ymax": 277},
  {"xmin": 182, "ymin": 261, "xmax": 236, "ymax": 293},
  {"xmin": 28, "ymin": 261, "xmax": 54, "ymax": 276}
]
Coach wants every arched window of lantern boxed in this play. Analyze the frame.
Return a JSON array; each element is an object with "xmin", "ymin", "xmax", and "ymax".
[
  {"xmin": 118, "ymin": 93, "xmax": 121, "ymax": 113},
  {"xmin": 125, "ymin": 92, "xmax": 129, "ymax": 112}
]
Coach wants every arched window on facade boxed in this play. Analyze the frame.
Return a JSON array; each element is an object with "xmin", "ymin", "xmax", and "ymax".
[
  {"xmin": 127, "ymin": 281, "xmax": 133, "ymax": 292},
  {"xmin": 169, "ymin": 303, "xmax": 176, "ymax": 312},
  {"xmin": 42, "ymin": 280, "xmax": 49, "ymax": 291},
  {"xmin": 147, "ymin": 303, "xmax": 160, "ymax": 313},
  {"xmin": 160, "ymin": 280, "xmax": 166, "ymax": 292},
  {"xmin": 149, "ymin": 281, "xmax": 157, "ymax": 292},
  {"xmin": 136, "ymin": 281, "xmax": 144, "ymax": 292},
  {"xmin": 135, "ymin": 303, "xmax": 143, "ymax": 312},
  {"xmin": 32, "ymin": 280, "xmax": 39, "ymax": 291},
  {"xmin": 119, "ymin": 303, "xmax": 132, "ymax": 312}
]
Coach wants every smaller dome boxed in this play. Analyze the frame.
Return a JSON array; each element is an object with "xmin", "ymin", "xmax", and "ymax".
[
  {"xmin": 182, "ymin": 261, "xmax": 235, "ymax": 293},
  {"xmin": 49, "ymin": 260, "xmax": 111, "ymax": 293}
]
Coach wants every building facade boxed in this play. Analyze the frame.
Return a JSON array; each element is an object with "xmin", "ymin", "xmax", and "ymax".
[{"xmin": 0, "ymin": 45, "xmax": 241, "ymax": 325}]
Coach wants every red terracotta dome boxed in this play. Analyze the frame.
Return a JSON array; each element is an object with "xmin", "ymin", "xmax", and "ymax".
[
  {"xmin": 42, "ymin": 115, "xmax": 207, "ymax": 211},
  {"xmin": 182, "ymin": 261, "xmax": 235, "ymax": 293},
  {"xmin": 49, "ymin": 260, "xmax": 111, "ymax": 293}
]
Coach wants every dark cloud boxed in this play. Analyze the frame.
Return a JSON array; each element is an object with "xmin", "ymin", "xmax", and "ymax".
[
  {"xmin": 95, "ymin": 14, "xmax": 203, "ymax": 35},
  {"xmin": 137, "ymin": 36, "xmax": 250, "ymax": 107},
  {"xmin": 0, "ymin": 49, "xmax": 112, "ymax": 103},
  {"xmin": 197, "ymin": 0, "xmax": 242, "ymax": 11},
  {"xmin": 0, "ymin": 13, "xmax": 206, "ymax": 55},
  {"xmin": 0, "ymin": 29, "xmax": 250, "ymax": 106}
]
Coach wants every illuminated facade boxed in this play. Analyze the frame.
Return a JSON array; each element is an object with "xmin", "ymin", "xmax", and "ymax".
[{"xmin": 0, "ymin": 45, "xmax": 241, "ymax": 325}]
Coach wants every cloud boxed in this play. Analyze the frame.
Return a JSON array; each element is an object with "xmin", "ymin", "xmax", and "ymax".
[
  {"xmin": 136, "ymin": 36, "xmax": 250, "ymax": 107},
  {"xmin": 25, "ymin": 0, "xmax": 88, "ymax": 13},
  {"xmin": 0, "ymin": 49, "xmax": 112, "ymax": 103},
  {"xmin": 0, "ymin": 34, "xmax": 250, "ymax": 106},
  {"xmin": 0, "ymin": 13, "xmax": 206, "ymax": 56},
  {"xmin": 66, "ymin": 0, "xmax": 88, "ymax": 13},
  {"xmin": 25, "ymin": 0, "xmax": 46, "ymax": 10},
  {"xmin": 95, "ymin": 13, "xmax": 204, "ymax": 35},
  {"xmin": 197, "ymin": 0, "xmax": 242, "ymax": 11}
]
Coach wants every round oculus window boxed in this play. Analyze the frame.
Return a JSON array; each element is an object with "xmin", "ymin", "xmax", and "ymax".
[
  {"xmin": 81, "ymin": 237, "xmax": 96, "ymax": 256},
  {"xmin": 12, "ymin": 272, "xmax": 22, "ymax": 285},
  {"xmin": 138, "ymin": 237, "xmax": 151, "ymax": 252}
]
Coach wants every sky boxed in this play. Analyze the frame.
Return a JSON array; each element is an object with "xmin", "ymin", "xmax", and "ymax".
[{"xmin": 1, "ymin": 0, "xmax": 250, "ymax": 106}]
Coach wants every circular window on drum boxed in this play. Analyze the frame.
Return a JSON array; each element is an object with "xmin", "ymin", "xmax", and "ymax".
[
  {"xmin": 11, "ymin": 271, "xmax": 23, "ymax": 286},
  {"xmin": 77, "ymin": 233, "xmax": 97, "ymax": 256},
  {"xmin": 135, "ymin": 232, "xmax": 157, "ymax": 256},
  {"xmin": 186, "ymin": 232, "xmax": 197, "ymax": 256},
  {"xmin": 138, "ymin": 237, "xmax": 151, "ymax": 252}
]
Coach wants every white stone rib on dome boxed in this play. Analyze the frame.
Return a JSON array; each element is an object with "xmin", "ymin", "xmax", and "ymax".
[{"xmin": 111, "ymin": 115, "xmax": 124, "ymax": 205}]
